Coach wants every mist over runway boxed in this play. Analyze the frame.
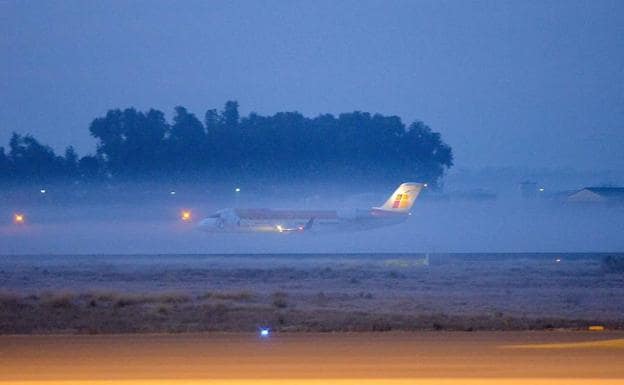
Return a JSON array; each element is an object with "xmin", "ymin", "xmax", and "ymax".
[{"xmin": 1, "ymin": 182, "xmax": 623, "ymax": 254}]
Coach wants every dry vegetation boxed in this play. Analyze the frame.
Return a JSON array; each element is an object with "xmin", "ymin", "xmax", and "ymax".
[
  {"xmin": 1, "ymin": 289, "xmax": 621, "ymax": 334},
  {"xmin": 1, "ymin": 254, "xmax": 623, "ymax": 334}
]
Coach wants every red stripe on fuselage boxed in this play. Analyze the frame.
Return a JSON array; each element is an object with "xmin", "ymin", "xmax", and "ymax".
[{"xmin": 235, "ymin": 209, "xmax": 338, "ymax": 220}]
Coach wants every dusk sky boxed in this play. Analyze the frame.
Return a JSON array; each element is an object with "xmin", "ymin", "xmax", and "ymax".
[{"xmin": 2, "ymin": 0, "xmax": 623, "ymax": 171}]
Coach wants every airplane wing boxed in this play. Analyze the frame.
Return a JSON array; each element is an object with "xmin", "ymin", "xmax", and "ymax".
[{"xmin": 276, "ymin": 217, "xmax": 314, "ymax": 233}]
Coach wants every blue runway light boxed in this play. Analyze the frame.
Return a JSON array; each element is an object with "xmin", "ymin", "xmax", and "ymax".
[{"xmin": 260, "ymin": 328, "xmax": 270, "ymax": 337}]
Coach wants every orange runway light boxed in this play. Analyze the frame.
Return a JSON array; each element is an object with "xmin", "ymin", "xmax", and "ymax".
[
  {"xmin": 13, "ymin": 213, "xmax": 25, "ymax": 224},
  {"xmin": 181, "ymin": 210, "xmax": 192, "ymax": 222}
]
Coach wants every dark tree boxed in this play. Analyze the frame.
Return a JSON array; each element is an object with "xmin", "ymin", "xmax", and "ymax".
[
  {"xmin": 78, "ymin": 155, "xmax": 102, "ymax": 180},
  {"xmin": 89, "ymin": 108, "xmax": 169, "ymax": 177},
  {"xmin": 8, "ymin": 133, "xmax": 65, "ymax": 181},
  {"xmin": 213, "ymin": 101, "xmax": 242, "ymax": 175},
  {"xmin": 64, "ymin": 146, "xmax": 79, "ymax": 177},
  {"xmin": 0, "ymin": 146, "xmax": 10, "ymax": 180},
  {"xmin": 89, "ymin": 109, "xmax": 125, "ymax": 175},
  {"xmin": 204, "ymin": 109, "xmax": 219, "ymax": 135},
  {"xmin": 2, "ymin": 101, "xmax": 454, "ymax": 186},
  {"xmin": 222, "ymin": 100, "xmax": 239, "ymax": 129},
  {"xmin": 167, "ymin": 106, "xmax": 206, "ymax": 173}
]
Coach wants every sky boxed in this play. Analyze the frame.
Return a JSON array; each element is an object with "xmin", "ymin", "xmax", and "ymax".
[{"xmin": 1, "ymin": 0, "xmax": 623, "ymax": 171}]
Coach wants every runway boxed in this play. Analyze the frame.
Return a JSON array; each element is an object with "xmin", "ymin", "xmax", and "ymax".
[{"xmin": 1, "ymin": 332, "xmax": 623, "ymax": 384}]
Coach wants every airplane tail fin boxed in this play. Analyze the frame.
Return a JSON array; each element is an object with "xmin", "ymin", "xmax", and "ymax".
[{"xmin": 374, "ymin": 182, "xmax": 424, "ymax": 213}]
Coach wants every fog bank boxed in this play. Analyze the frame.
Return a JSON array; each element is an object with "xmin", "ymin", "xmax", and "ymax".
[{"xmin": 1, "ymin": 181, "xmax": 622, "ymax": 254}]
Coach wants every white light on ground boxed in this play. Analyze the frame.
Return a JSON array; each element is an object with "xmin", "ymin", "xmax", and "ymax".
[
  {"xmin": 235, "ymin": 187, "xmax": 241, "ymax": 192},
  {"xmin": 40, "ymin": 189, "xmax": 46, "ymax": 194},
  {"xmin": 170, "ymin": 191, "xmax": 176, "ymax": 195},
  {"xmin": 539, "ymin": 188, "xmax": 545, "ymax": 192},
  {"xmin": 260, "ymin": 328, "xmax": 270, "ymax": 337},
  {"xmin": 555, "ymin": 258, "xmax": 561, "ymax": 263}
]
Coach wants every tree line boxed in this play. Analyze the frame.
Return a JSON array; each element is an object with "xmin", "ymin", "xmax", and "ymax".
[{"xmin": 0, "ymin": 101, "xmax": 453, "ymax": 185}]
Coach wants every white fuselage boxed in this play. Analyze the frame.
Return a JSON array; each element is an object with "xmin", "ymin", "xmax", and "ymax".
[
  {"xmin": 197, "ymin": 208, "xmax": 409, "ymax": 233},
  {"xmin": 197, "ymin": 182, "xmax": 423, "ymax": 234}
]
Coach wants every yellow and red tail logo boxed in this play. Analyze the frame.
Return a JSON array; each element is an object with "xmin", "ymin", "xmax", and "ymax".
[
  {"xmin": 375, "ymin": 183, "xmax": 424, "ymax": 212},
  {"xmin": 391, "ymin": 193, "xmax": 411, "ymax": 209}
]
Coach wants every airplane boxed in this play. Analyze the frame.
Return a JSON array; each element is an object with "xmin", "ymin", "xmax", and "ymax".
[{"xmin": 197, "ymin": 182, "xmax": 424, "ymax": 233}]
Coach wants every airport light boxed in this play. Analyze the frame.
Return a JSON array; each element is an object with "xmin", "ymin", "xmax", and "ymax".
[
  {"xmin": 40, "ymin": 189, "xmax": 46, "ymax": 194},
  {"xmin": 423, "ymin": 183, "xmax": 428, "ymax": 188},
  {"xmin": 181, "ymin": 210, "xmax": 192, "ymax": 222},
  {"xmin": 13, "ymin": 213, "xmax": 25, "ymax": 224},
  {"xmin": 276, "ymin": 225, "xmax": 283, "ymax": 233},
  {"xmin": 539, "ymin": 187, "xmax": 545, "ymax": 192},
  {"xmin": 170, "ymin": 191, "xmax": 176, "ymax": 195},
  {"xmin": 235, "ymin": 187, "xmax": 241, "ymax": 192},
  {"xmin": 259, "ymin": 328, "xmax": 270, "ymax": 337}
]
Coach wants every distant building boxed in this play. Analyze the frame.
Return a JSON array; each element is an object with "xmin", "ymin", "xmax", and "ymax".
[{"xmin": 567, "ymin": 187, "xmax": 624, "ymax": 203}]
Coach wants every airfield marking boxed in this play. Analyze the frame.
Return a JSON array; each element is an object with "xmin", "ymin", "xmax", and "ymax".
[{"xmin": 503, "ymin": 338, "xmax": 624, "ymax": 349}]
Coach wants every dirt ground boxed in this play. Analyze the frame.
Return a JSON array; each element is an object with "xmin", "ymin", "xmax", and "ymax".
[{"xmin": 1, "ymin": 253, "xmax": 623, "ymax": 333}]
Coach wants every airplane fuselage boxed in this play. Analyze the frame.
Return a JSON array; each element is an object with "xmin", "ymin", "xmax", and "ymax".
[
  {"xmin": 197, "ymin": 208, "xmax": 409, "ymax": 233},
  {"xmin": 197, "ymin": 182, "xmax": 423, "ymax": 234}
]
